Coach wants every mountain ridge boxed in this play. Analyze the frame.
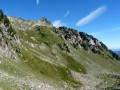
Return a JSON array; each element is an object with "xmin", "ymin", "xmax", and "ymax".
[
  {"xmin": 7, "ymin": 16, "xmax": 53, "ymax": 30},
  {"xmin": 7, "ymin": 15, "xmax": 120, "ymax": 60},
  {"xmin": 0, "ymin": 9, "xmax": 120, "ymax": 89}
]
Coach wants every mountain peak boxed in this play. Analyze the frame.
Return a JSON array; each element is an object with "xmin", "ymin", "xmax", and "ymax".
[
  {"xmin": 40, "ymin": 17, "xmax": 53, "ymax": 27},
  {"xmin": 41, "ymin": 17, "xmax": 48, "ymax": 21}
]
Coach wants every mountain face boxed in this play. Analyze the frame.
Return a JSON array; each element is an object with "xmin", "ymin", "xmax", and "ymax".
[{"xmin": 0, "ymin": 9, "xmax": 120, "ymax": 90}]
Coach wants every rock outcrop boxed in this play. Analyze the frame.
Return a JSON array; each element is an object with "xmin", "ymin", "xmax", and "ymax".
[{"xmin": 54, "ymin": 26, "xmax": 120, "ymax": 60}]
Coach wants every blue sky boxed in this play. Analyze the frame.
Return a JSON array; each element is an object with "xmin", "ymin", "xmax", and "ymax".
[{"xmin": 0, "ymin": 0, "xmax": 120, "ymax": 50}]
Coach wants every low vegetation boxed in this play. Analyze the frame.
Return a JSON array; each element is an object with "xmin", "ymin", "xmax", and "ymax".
[{"xmin": 0, "ymin": 9, "xmax": 120, "ymax": 89}]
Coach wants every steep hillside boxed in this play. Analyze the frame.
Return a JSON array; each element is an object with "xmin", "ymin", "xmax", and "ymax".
[{"xmin": 0, "ymin": 9, "xmax": 120, "ymax": 90}]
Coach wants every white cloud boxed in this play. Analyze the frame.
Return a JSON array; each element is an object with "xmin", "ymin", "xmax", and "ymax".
[
  {"xmin": 53, "ymin": 20, "xmax": 63, "ymax": 27},
  {"xmin": 64, "ymin": 10, "xmax": 70, "ymax": 17},
  {"xmin": 107, "ymin": 44, "xmax": 120, "ymax": 50},
  {"xmin": 90, "ymin": 32, "xmax": 101, "ymax": 36},
  {"xmin": 76, "ymin": 6, "xmax": 106, "ymax": 26},
  {"xmin": 36, "ymin": 0, "xmax": 39, "ymax": 5},
  {"xmin": 108, "ymin": 27, "xmax": 120, "ymax": 32},
  {"xmin": 53, "ymin": 10, "xmax": 69, "ymax": 27}
]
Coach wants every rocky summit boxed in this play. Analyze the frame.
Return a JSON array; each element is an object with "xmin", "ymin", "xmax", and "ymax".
[
  {"xmin": 0, "ymin": 9, "xmax": 120, "ymax": 90},
  {"xmin": 7, "ymin": 16, "xmax": 53, "ymax": 30}
]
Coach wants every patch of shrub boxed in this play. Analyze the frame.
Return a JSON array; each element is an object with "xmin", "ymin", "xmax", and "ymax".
[
  {"xmin": 8, "ymin": 26, "xmax": 16, "ymax": 37},
  {"xmin": 4, "ymin": 15, "xmax": 10, "ymax": 27},
  {"xmin": 0, "ymin": 9, "xmax": 4, "ymax": 21}
]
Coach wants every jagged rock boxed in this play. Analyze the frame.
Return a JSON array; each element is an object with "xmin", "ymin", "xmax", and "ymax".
[
  {"xmin": 16, "ymin": 48, "xmax": 21, "ymax": 53},
  {"xmin": 55, "ymin": 26, "xmax": 120, "ymax": 60},
  {"xmin": 40, "ymin": 17, "xmax": 53, "ymax": 26},
  {"xmin": 88, "ymin": 38, "xmax": 95, "ymax": 46},
  {"xmin": 95, "ymin": 40, "xmax": 101, "ymax": 46}
]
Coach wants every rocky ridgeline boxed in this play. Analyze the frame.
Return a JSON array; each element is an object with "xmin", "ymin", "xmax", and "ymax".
[
  {"xmin": 1, "ymin": 9, "xmax": 119, "ymax": 60},
  {"xmin": 54, "ymin": 26, "xmax": 120, "ymax": 60},
  {"xmin": 8, "ymin": 16, "xmax": 53, "ymax": 30}
]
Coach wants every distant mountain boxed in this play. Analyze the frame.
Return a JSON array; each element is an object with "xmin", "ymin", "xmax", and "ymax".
[{"xmin": 114, "ymin": 51, "xmax": 120, "ymax": 57}]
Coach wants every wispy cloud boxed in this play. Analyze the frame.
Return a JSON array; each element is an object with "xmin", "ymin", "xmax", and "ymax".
[
  {"xmin": 53, "ymin": 20, "xmax": 63, "ymax": 27},
  {"xmin": 89, "ymin": 26, "xmax": 120, "ymax": 37},
  {"xmin": 76, "ymin": 6, "xmax": 107, "ymax": 26},
  {"xmin": 53, "ymin": 10, "xmax": 70, "ymax": 27},
  {"xmin": 36, "ymin": 0, "xmax": 39, "ymax": 5},
  {"xmin": 90, "ymin": 32, "xmax": 101, "ymax": 36},
  {"xmin": 64, "ymin": 10, "xmax": 70, "ymax": 18},
  {"xmin": 108, "ymin": 27, "xmax": 120, "ymax": 32}
]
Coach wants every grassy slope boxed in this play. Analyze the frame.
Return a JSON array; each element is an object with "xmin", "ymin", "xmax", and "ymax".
[
  {"xmin": 0, "ymin": 26, "xmax": 120, "ymax": 89},
  {"xmin": 16, "ymin": 27, "xmax": 86, "ymax": 86},
  {"xmin": 0, "ymin": 26, "xmax": 85, "ymax": 89}
]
